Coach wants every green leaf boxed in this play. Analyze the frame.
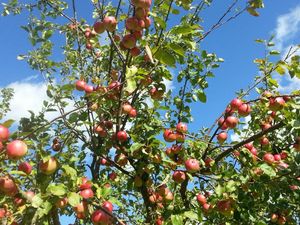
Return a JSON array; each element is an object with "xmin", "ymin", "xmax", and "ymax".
[
  {"xmin": 168, "ymin": 43, "xmax": 185, "ymax": 57},
  {"xmin": 155, "ymin": 49, "xmax": 176, "ymax": 67},
  {"xmin": 183, "ymin": 211, "xmax": 198, "ymax": 220},
  {"xmin": 2, "ymin": 119, "xmax": 15, "ymax": 128},
  {"xmin": 259, "ymin": 164, "xmax": 276, "ymax": 177},
  {"xmin": 62, "ymin": 165, "xmax": 77, "ymax": 179},
  {"xmin": 269, "ymin": 50, "xmax": 280, "ymax": 55},
  {"xmin": 195, "ymin": 89, "xmax": 206, "ymax": 103},
  {"xmin": 129, "ymin": 143, "xmax": 144, "ymax": 153},
  {"xmin": 67, "ymin": 192, "xmax": 81, "ymax": 207},
  {"xmin": 47, "ymin": 184, "xmax": 67, "ymax": 196},
  {"xmin": 32, "ymin": 195, "xmax": 43, "ymax": 208},
  {"xmin": 125, "ymin": 66, "xmax": 138, "ymax": 93},
  {"xmin": 171, "ymin": 24, "xmax": 200, "ymax": 35},
  {"xmin": 171, "ymin": 214, "xmax": 184, "ymax": 225},
  {"xmin": 17, "ymin": 55, "xmax": 26, "ymax": 60}
]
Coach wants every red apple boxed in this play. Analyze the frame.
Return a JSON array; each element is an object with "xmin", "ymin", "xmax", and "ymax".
[
  {"xmin": 196, "ymin": 194, "xmax": 207, "ymax": 205},
  {"xmin": 93, "ymin": 21, "xmax": 105, "ymax": 34},
  {"xmin": 56, "ymin": 197, "xmax": 68, "ymax": 208},
  {"xmin": 269, "ymin": 97, "xmax": 285, "ymax": 111},
  {"xmin": 172, "ymin": 170, "xmax": 186, "ymax": 183},
  {"xmin": 144, "ymin": 17, "xmax": 151, "ymax": 28},
  {"xmin": 202, "ymin": 203, "xmax": 212, "ymax": 213},
  {"xmin": 185, "ymin": 159, "xmax": 200, "ymax": 173},
  {"xmin": 80, "ymin": 188, "xmax": 94, "ymax": 199},
  {"xmin": 84, "ymin": 84, "xmax": 94, "ymax": 94},
  {"xmin": 130, "ymin": 47, "xmax": 141, "ymax": 57},
  {"xmin": 277, "ymin": 216, "xmax": 287, "ymax": 225},
  {"xmin": 217, "ymin": 132, "xmax": 227, "ymax": 144},
  {"xmin": 238, "ymin": 103, "xmax": 251, "ymax": 117},
  {"xmin": 109, "ymin": 172, "xmax": 117, "ymax": 181},
  {"xmin": 132, "ymin": 0, "xmax": 152, "ymax": 8},
  {"xmin": 0, "ymin": 125, "xmax": 9, "ymax": 141},
  {"xmin": 80, "ymin": 177, "xmax": 92, "ymax": 190},
  {"xmin": 75, "ymin": 80, "xmax": 86, "ymax": 91},
  {"xmin": 114, "ymin": 153, "xmax": 128, "ymax": 166},
  {"xmin": 25, "ymin": 191, "xmax": 35, "ymax": 201},
  {"xmin": 122, "ymin": 103, "xmax": 133, "ymax": 114},
  {"xmin": 175, "ymin": 132, "xmax": 185, "ymax": 143},
  {"xmin": 18, "ymin": 162, "xmax": 32, "ymax": 175},
  {"xmin": 270, "ymin": 213, "xmax": 278, "ymax": 222},
  {"xmin": 0, "ymin": 208, "xmax": 6, "ymax": 218},
  {"xmin": 274, "ymin": 154, "xmax": 281, "ymax": 161},
  {"xmin": 103, "ymin": 16, "xmax": 117, "ymax": 32},
  {"xmin": 125, "ymin": 17, "xmax": 139, "ymax": 31},
  {"xmin": 155, "ymin": 217, "xmax": 163, "ymax": 225},
  {"xmin": 0, "ymin": 176, "xmax": 18, "ymax": 196},
  {"xmin": 121, "ymin": 34, "xmax": 136, "ymax": 49},
  {"xmin": 135, "ymin": 7, "xmax": 146, "ymax": 19},
  {"xmin": 176, "ymin": 122, "xmax": 187, "ymax": 133},
  {"xmin": 280, "ymin": 151, "xmax": 288, "ymax": 159},
  {"xmin": 244, "ymin": 142, "xmax": 253, "ymax": 150},
  {"xmin": 263, "ymin": 153, "xmax": 274, "ymax": 165},
  {"xmin": 163, "ymin": 129, "xmax": 176, "ymax": 142},
  {"xmin": 116, "ymin": 130, "xmax": 128, "ymax": 142},
  {"xmin": 261, "ymin": 123, "xmax": 272, "ymax": 131},
  {"xmin": 225, "ymin": 116, "xmax": 239, "ymax": 129},
  {"xmin": 6, "ymin": 140, "xmax": 28, "ymax": 160},
  {"xmin": 73, "ymin": 201, "xmax": 87, "ymax": 214},
  {"xmin": 91, "ymin": 210, "xmax": 110, "ymax": 224},
  {"xmin": 39, "ymin": 157, "xmax": 58, "ymax": 175},
  {"xmin": 102, "ymin": 201, "xmax": 113, "ymax": 212},
  {"xmin": 217, "ymin": 199, "xmax": 233, "ymax": 216},
  {"xmin": 230, "ymin": 98, "xmax": 243, "ymax": 111},
  {"xmin": 260, "ymin": 137, "xmax": 269, "ymax": 146},
  {"xmin": 218, "ymin": 118, "xmax": 228, "ymax": 130},
  {"xmin": 129, "ymin": 108, "xmax": 137, "ymax": 117}
]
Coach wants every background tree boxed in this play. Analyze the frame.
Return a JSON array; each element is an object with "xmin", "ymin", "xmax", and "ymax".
[{"xmin": 0, "ymin": 0, "xmax": 300, "ymax": 224}]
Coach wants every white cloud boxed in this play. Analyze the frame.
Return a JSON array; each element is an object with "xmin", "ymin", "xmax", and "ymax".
[
  {"xmin": 3, "ymin": 81, "xmax": 49, "ymax": 122},
  {"xmin": 272, "ymin": 5, "xmax": 300, "ymax": 93},
  {"xmin": 230, "ymin": 116, "xmax": 251, "ymax": 142},
  {"xmin": 274, "ymin": 5, "xmax": 300, "ymax": 51}
]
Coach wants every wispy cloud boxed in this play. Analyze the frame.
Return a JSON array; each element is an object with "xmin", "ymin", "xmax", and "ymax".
[{"xmin": 274, "ymin": 5, "xmax": 300, "ymax": 51}]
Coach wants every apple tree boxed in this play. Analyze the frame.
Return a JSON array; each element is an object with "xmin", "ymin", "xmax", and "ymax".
[{"xmin": 1, "ymin": 0, "xmax": 300, "ymax": 224}]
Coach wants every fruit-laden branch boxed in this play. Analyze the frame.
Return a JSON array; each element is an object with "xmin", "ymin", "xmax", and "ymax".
[{"xmin": 214, "ymin": 121, "xmax": 285, "ymax": 162}]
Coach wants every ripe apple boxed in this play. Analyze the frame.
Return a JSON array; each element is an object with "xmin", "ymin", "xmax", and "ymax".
[
  {"xmin": 103, "ymin": 16, "xmax": 117, "ymax": 32},
  {"xmin": 135, "ymin": 7, "xmax": 146, "ymax": 19},
  {"xmin": 102, "ymin": 201, "xmax": 113, "ymax": 212},
  {"xmin": 144, "ymin": 17, "xmax": 151, "ymax": 28},
  {"xmin": 129, "ymin": 108, "xmax": 137, "ymax": 117},
  {"xmin": 56, "ymin": 197, "xmax": 68, "ymax": 208},
  {"xmin": 18, "ymin": 162, "xmax": 32, "ymax": 175},
  {"xmin": 277, "ymin": 216, "xmax": 286, "ymax": 225},
  {"xmin": 172, "ymin": 170, "xmax": 186, "ymax": 183},
  {"xmin": 109, "ymin": 172, "xmax": 117, "ymax": 181},
  {"xmin": 217, "ymin": 132, "xmax": 227, "ymax": 144},
  {"xmin": 0, "ymin": 176, "xmax": 18, "ymax": 196},
  {"xmin": 6, "ymin": 140, "xmax": 28, "ymax": 160},
  {"xmin": 176, "ymin": 122, "xmax": 187, "ymax": 133},
  {"xmin": 75, "ymin": 80, "xmax": 86, "ymax": 91},
  {"xmin": 274, "ymin": 154, "xmax": 281, "ymax": 161},
  {"xmin": 263, "ymin": 153, "xmax": 274, "ymax": 165},
  {"xmin": 218, "ymin": 118, "xmax": 228, "ymax": 130},
  {"xmin": 250, "ymin": 147, "xmax": 257, "ymax": 156},
  {"xmin": 185, "ymin": 159, "xmax": 200, "ymax": 173},
  {"xmin": 39, "ymin": 157, "xmax": 58, "ymax": 175},
  {"xmin": 175, "ymin": 132, "xmax": 185, "ymax": 143},
  {"xmin": 260, "ymin": 137, "xmax": 269, "ymax": 146},
  {"xmin": 25, "ymin": 191, "xmax": 35, "ymax": 201},
  {"xmin": 116, "ymin": 130, "xmax": 128, "ymax": 142},
  {"xmin": 280, "ymin": 151, "xmax": 288, "ymax": 159},
  {"xmin": 163, "ymin": 129, "xmax": 176, "ymax": 142},
  {"xmin": 121, "ymin": 34, "xmax": 136, "ymax": 49},
  {"xmin": 130, "ymin": 47, "xmax": 141, "ymax": 57},
  {"xmin": 261, "ymin": 123, "xmax": 272, "ymax": 131},
  {"xmin": 155, "ymin": 217, "xmax": 163, "ymax": 225},
  {"xmin": 80, "ymin": 188, "xmax": 94, "ymax": 199},
  {"xmin": 164, "ymin": 190, "xmax": 173, "ymax": 202},
  {"xmin": 0, "ymin": 125, "xmax": 9, "ymax": 141},
  {"xmin": 132, "ymin": 0, "xmax": 152, "ymax": 8},
  {"xmin": 73, "ymin": 201, "xmax": 87, "ymax": 214},
  {"xmin": 93, "ymin": 21, "xmax": 105, "ymax": 34},
  {"xmin": 270, "ymin": 213, "xmax": 278, "ymax": 222},
  {"xmin": 99, "ymin": 158, "xmax": 108, "ymax": 165},
  {"xmin": 244, "ymin": 142, "xmax": 253, "ymax": 150},
  {"xmin": 133, "ymin": 30, "xmax": 143, "ymax": 40},
  {"xmin": 202, "ymin": 203, "xmax": 212, "ymax": 213},
  {"xmin": 238, "ymin": 103, "xmax": 251, "ymax": 117},
  {"xmin": 0, "ymin": 208, "xmax": 6, "ymax": 218},
  {"xmin": 114, "ymin": 153, "xmax": 128, "ymax": 166},
  {"xmin": 52, "ymin": 142, "xmax": 61, "ymax": 151},
  {"xmin": 125, "ymin": 17, "xmax": 139, "ymax": 31},
  {"xmin": 84, "ymin": 84, "xmax": 94, "ymax": 94},
  {"xmin": 122, "ymin": 103, "xmax": 133, "ymax": 114},
  {"xmin": 80, "ymin": 177, "xmax": 92, "ymax": 190},
  {"xmin": 217, "ymin": 199, "xmax": 233, "ymax": 216},
  {"xmin": 196, "ymin": 194, "xmax": 207, "ymax": 205},
  {"xmin": 225, "ymin": 116, "xmax": 238, "ymax": 129},
  {"xmin": 230, "ymin": 98, "xmax": 243, "ymax": 111},
  {"xmin": 91, "ymin": 209, "xmax": 111, "ymax": 224},
  {"xmin": 94, "ymin": 124, "xmax": 107, "ymax": 137},
  {"xmin": 269, "ymin": 97, "xmax": 285, "ymax": 111}
]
